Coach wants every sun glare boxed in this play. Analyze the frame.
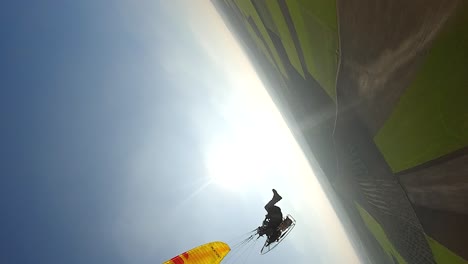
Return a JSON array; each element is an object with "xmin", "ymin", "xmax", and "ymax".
[{"xmin": 205, "ymin": 137, "xmax": 266, "ymax": 191}]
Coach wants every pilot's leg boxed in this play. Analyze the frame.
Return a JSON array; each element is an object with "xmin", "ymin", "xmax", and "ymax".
[{"xmin": 264, "ymin": 189, "xmax": 282, "ymax": 211}]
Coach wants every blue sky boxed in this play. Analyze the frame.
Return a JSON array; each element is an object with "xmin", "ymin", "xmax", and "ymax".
[{"xmin": 1, "ymin": 1, "xmax": 363, "ymax": 263}]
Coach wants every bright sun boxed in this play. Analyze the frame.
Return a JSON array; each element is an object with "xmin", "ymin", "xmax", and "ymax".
[
  {"xmin": 204, "ymin": 115, "xmax": 291, "ymax": 192},
  {"xmin": 205, "ymin": 138, "xmax": 265, "ymax": 191}
]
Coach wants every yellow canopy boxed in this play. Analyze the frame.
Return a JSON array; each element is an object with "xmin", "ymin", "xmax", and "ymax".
[{"xmin": 163, "ymin": 241, "xmax": 230, "ymax": 264}]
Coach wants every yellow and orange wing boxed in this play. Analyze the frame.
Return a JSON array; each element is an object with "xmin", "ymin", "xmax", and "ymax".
[{"xmin": 163, "ymin": 241, "xmax": 230, "ymax": 264}]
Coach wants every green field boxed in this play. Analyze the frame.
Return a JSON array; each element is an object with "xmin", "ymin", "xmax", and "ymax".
[
  {"xmin": 427, "ymin": 235, "xmax": 468, "ymax": 264},
  {"xmin": 234, "ymin": 0, "xmax": 289, "ymax": 78},
  {"xmin": 265, "ymin": 1, "xmax": 305, "ymax": 78},
  {"xmin": 374, "ymin": 6, "xmax": 468, "ymax": 172},
  {"xmin": 356, "ymin": 203, "xmax": 467, "ymax": 264},
  {"xmin": 227, "ymin": 0, "xmax": 339, "ymax": 100},
  {"xmin": 356, "ymin": 203, "xmax": 408, "ymax": 264},
  {"xmin": 226, "ymin": 0, "xmax": 277, "ymax": 69},
  {"xmin": 285, "ymin": 0, "xmax": 338, "ymax": 99}
]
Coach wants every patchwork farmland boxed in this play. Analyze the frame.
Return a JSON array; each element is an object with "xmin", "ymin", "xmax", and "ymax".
[{"xmin": 213, "ymin": 0, "xmax": 468, "ymax": 263}]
